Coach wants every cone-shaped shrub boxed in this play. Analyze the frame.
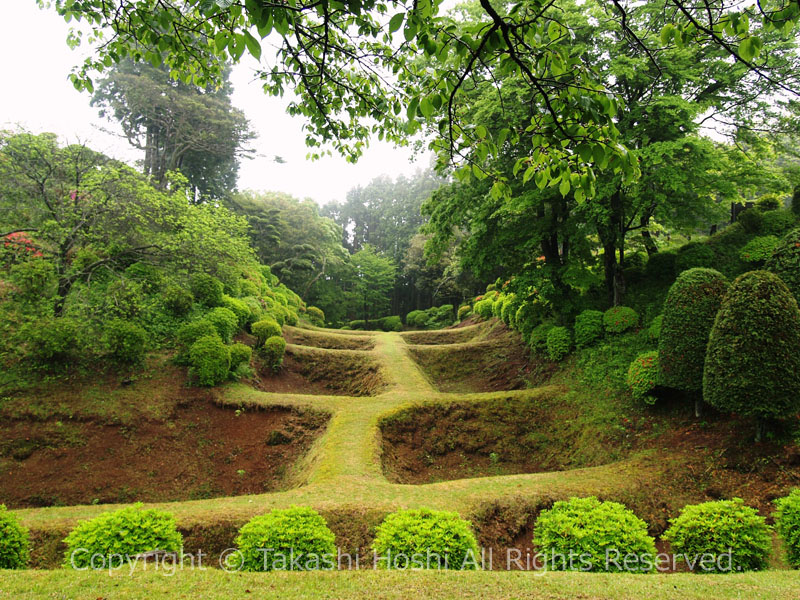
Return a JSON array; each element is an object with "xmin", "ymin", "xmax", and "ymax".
[
  {"xmin": 704, "ymin": 271, "xmax": 800, "ymax": 440},
  {"xmin": 658, "ymin": 268, "xmax": 728, "ymax": 394}
]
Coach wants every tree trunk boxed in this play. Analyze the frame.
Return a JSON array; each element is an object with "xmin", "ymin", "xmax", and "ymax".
[
  {"xmin": 694, "ymin": 397, "xmax": 703, "ymax": 419},
  {"xmin": 54, "ymin": 277, "xmax": 74, "ymax": 317}
]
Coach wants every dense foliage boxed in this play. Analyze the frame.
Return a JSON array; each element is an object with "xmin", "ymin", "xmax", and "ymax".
[
  {"xmin": 603, "ymin": 307, "xmax": 639, "ymax": 334},
  {"xmin": 626, "ymin": 351, "xmax": 660, "ymax": 405},
  {"xmin": 766, "ymin": 228, "xmax": 800, "ymax": 301},
  {"xmin": 774, "ymin": 489, "xmax": 800, "ymax": 569},
  {"xmin": 0, "ymin": 504, "xmax": 29, "ymax": 569}
]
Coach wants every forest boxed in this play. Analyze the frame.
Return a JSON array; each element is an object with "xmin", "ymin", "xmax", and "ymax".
[{"xmin": 3, "ymin": 0, "xmax": 800, "ymax": 598}]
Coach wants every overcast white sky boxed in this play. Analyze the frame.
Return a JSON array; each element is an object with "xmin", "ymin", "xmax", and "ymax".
[{"xmin": 0, "ymin": 1, "xmax": 428, "ymax": 205}]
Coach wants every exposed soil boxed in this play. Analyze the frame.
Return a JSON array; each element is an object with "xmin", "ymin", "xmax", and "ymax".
[
  {"xmin": 0, "ymin": 399, "xmax": 328, "ymax": 509},
  {"xmin": 407, "ymin": 324, "xmax": 554, "ymax": 393},
  {"xmin": 284, "ymin": 327, "xmax": 375, "ymax": 350},
  {"xmin": 253, "ymin": 346, "xmax": 386, "ymax": 397}
]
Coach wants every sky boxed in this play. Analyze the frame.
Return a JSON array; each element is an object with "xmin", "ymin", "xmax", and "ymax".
[{"xmin": 0, "ymin": 1, "xmax": 428, "ymax": 206}]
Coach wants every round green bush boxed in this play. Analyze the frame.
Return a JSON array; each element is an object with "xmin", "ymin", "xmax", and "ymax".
[
  {"xmin": 0, "ymin": 504, "xmax": 29, "ymax": 569},
  {"xmin": 574, "ymin": 310, "xmax": 604, "ymax": 348},
  {"xmin": 546, "ymin": 326, "xmax": 572, "ymax": 361},
  {"xmin": 231, "ymin": 506, "xmax": 336, "ymax": 572},
  {"xmin": 252, "ymin": 318, "xmax": 281, "ymax": 346},
  {"xmin": 162, "ymin": 285, "xmax": 193, "ymax": 316},
  {"xmin": 269, "ymin": 303, "xmax": 288, "ymax": 326},
  {"xmin": 8, "ymin": 259, "xmax": 56, "ymax": 299},
  {"xmin": 647, "ymin": 314, "xmax": 663, "ymax": 341},
  {"xmin": 103, "ymin": 319, "xmax": 147, "ymax": 364},
  {"xmin": 491, "ymin": 294, "xmax": 505, "ymax": 318},
  {"xmin": 189, "ymin": 335, "xmax": 231, "ymax": 386},
  {"xmin": 739, "ymin": 235, "xmax": 779, "ymax": 264},
  {"xmin": 372, "ymin": 509, "xmax": 480, "ymax": 570},
  {"xmin": 473, "ymin": 298, "xmax": 494, "ymax": 320},
  {"xmin": 222, "ymin": 295, "xmax": 251, "ymax": 328},
  {"xmin": 205, "ymin": 307, "xmax": 239, "ymax": 343},
  {"xmin": 239, "ymin": 279, "xmax": 260, "ymax": 298},
  {"xmin": 176, "ymin": 319, "xmax": 218, "ymax": 350},
  {"xmin": 775, "ymin": 489, "xmax": 800, "ymax": 569},
  {"xmin": 500, "ymin": 294, "xmax": 517, "ymax": 326},
  {"xmin": 704, "ymin": 271, "xmax": 800, "ymax": 437},
  {"xmin": 762, "ymin": 210, "xmax": 797, "ymax": 236},
  {"xmin": 458, "ymin": 305, "xmax": 471, "ymax": 321},
  {"xmin": 663, "ymin": 499, "xmax": 771, "ymax": 573},
  {"xmin": 603, "ymin": 306, "xmax": 638, "ymax": 334},
  {"xmin": 379, "ymin": 315, "xmax": 403, "ymax": 332},
  {"xmin": 103, "ymin": 279, "xmax": 146, "ymax": 320},
  {"xmin": 349, "ymin": 319, "xmax": 367, "ymax": 330},
  {"xmin": 515, "ymin": 300, "xmax": 542, "ymax": 342},
  {"xmin": 676, "ymin": 242, "xmax": 715, "ymax": 273},
  {"xmin": 766, "ymin": 228, "xmax": 800, "ymax": 301},
  {"xmin": 24, "ymin": 317, "xmax": 83, "ymax": 365},
  {"xmin": 229, "ymin": 342, "xmax": 252, "ymax": 371},
  {"xmin": 405, "ymin": 310, "xmax": 428, "ymax": 328},
  {"xmin": 529, "ymin": 322, "xmax": 555, "ymax": 353},
  {"xmin": 658, "ymin": 268, "xmax": 729, "ymax": 393},
  {"xmin": 738, "ymin": 207, "xmax": 764, "ymax": 234},
  {"xmin": 259, "ymin": 336, "xmax": 286, "ymax": 372},
  {"xmin": 626, "ymin": 351, "xmax": 660, "ymax": 405},
  {"xmin": 189, "ymin": 272, "xmax": 224, "ymax": 307},
  {"xmin": 64, "ymin": 504, "xmax": 182, "ymax": 569},
  {"xmin": 306, "ymin": 306, "xmax": 325, "ymax": 327},
  {"xmin": 533, "ymin": 496, "xmax": 656, "ymax": 572},
  {"xmin": 645, "ymin": 251, "xmax": 677, "ymax": 281},
  {"xmin": 757, "ymin": 194, "xmax": 782, "ymax": 211}
]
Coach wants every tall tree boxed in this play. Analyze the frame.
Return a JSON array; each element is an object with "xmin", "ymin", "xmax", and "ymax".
[{"xmin": 347, "ymin": 245, "xmax": 396, "ymax": 323}]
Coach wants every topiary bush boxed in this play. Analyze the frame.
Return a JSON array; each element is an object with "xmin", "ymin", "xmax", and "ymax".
[
  {"xmin": 529, "ymin": 322, "xmax": 555, "ymax": 353},
  {"xmin": 500, "ymin": 294, "xmax": 517, "ymax": 326},
  {"xmin": 532, "ymin": 496, "xmax": 656, "ymax": 572},
  {"xmin": 258, "ymin": 336, "xmax": 286, "ymax": 372},
  {"xmin": 458, "ymin": 305, "xmax": 471, "ymax": 321},
  {"xmin": 231, "ymin": 506, "xmax": 336, "ymax": 572},
  {"xmin": 775, "ymin": 489, "xmax": 800, "ymax": 569},
  {"xmin": 24, "ymin": 317, "xmax": 83, "ymax": 365},
  {"xmin": 675, "ymin": 242, "xmax": 715, "ymax": 273},
  {"xmin": 663, "ymin": 499, "xmax": 771, "ymax": 573},
  {"xmin": 515, "ymin": 300, "xmax": 542, "ymax": 342},
  {"xmin": 647, "ymin": 314, "xmax": 663, "ymax": 341},
  {"xmin": 252, "ymin": 318, "xmax": 281, "ymax": 346},
  {"xmin": 0, "ymin": 504, "xmax": 29, "ymax": 569},
  {"xmin": 739, "ymin": 235, "xmax": 780, "ymax": 264},
  {"xmin": 626, "ymin": 351, "xmax": 660, "ymax": 405},
  {"xmin": 379, "ymin": 315, "xmax": 403, "ymax": 332},
  {"xmin": 757, "ymin": 194, "xmax": 782, "ymax": 211},
  {"xmin": 306, "ymin": 306, "xmax": 325, "ymax": 327},
  {"xmin": 766, "ymin": 228, "xmax": 800, "ymax": 301},
  {"xmin": 63, "ymin": 504, "xmax": 182, "ymax": 569},
  {"xmin": 645, "ymin": 251, "xmax": 677, "ymax": 281},
  {"xmin": 372, "ymin": 509, "xmax": 480, "ymax": 570},
  {"xmin": 103, "ymin": 319, "xmax": 147, "ymax": 364},
  {"xmin": 574, "ymin": 310, "xmax": 604, "ymax": 348},
  {"xmin": 737, "ymin": 207, "xmax": 764, "ymax": 234},
  {"xmin": 491, "ymin": 294, "xmax": 505, "ymax": 318},
  {"xmin": 704, "ymin": 271, "xmax": 800, "ymax": 440},
  {"xmin": 473, "ymin": 298, "xmax": 494, "ymax": 320},
  {"xmin": 176, "ymin": 319, "xmax": 217, "ymax": 351},
  {"xmin": 229, "ymin": 342, "xmax": 252, "ymax": 372},
  {"xmin": 762, "ymin": 210, "xmax": 797, "ymax": 236},
  {"xmin": 189, "ymin": 272, "xmax": 224, "ymax": 307},
  {"xmin": 162, "ymin": 285, "xmax": 193, "ymax": 316},
  {"xmin": 546, "ymin": 326, "xmax": 572, "ymax": 361},
  {"xmin": 189, "ymin": 335, "xmax": 230, "ymax": 386},
  {"xmin": 603, "ymin": 306, "xmax": 638, "ymax": 334},
  {"xmin": 222, "ymin": 295, "xmax": 251, "ymax": 328},
  {"xmin": 405, "ymin": 310, "xmax": 428, "ymax": 328},
  {"xmin": 658, "ymin": 268, "xmax": 729, "ymax": 402},
  {"xmin": 205, "ymin": 307, "xmax": 239, "ymax": 343},
  {"xmin": 239, "ymin": 279, "xmax": 260, "ymax": 298}
]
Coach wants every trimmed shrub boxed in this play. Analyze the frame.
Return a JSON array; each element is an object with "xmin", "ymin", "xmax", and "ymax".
[
  {"xmin": 762, "ymin": 210, "xmax": 797, "ymax": 236},
  {"xmin": 663, "ymin": 499, "xmax": 771, "ymax": 573},
  {"xmin": 707, "ymin": 222, "xmax": 750, "ymax": 278},
  {"xmin": 0, "ymin": 504, "xmax": 29, "ymax": 569},
  {"xmin": 8, "ymin": 259, "xmax": 56, "ymax": 300},
  {"xmin": 532, "ymin": 497, "xmax": 656, "ymax": 573},
  {"xmin": 658, "ymin": 268, "xmax": 728, "ymax": 394},
  {"xmin": 529, "ymin": 322, "xmax": 555, "ymax": 353},
  {"xmin": 285, "ymin": 309, "xmax": 298, "ymax": 326},
  {"xmin": 206, "ymin": 307, "xmax": 239, "ymax": 343},
  {"xmin": 231, "ymin": 507, "xmax": 336, "ymax": 572},
  {"xmin": 189, "ymin": 335, "xmax": 230, "ymax": 386},
  {"xmin": 603, "ymin": 306, "xmax": 638, "ymax": 334},
  {"xmin": 704, "ymin": 271, "xmax": 800, "ymax": 439},
  {"xmin": 405, "ymin": 310, "xmax": 428, "ymax": 328},
  {"xmin": 103, "ymin": 279, "xmax": 145, "ymax": 320},
  {"xmin": 63, "ymin": 504, "xmax": 182, "ymax": 570},
  {"xmin": 372, "ymin": 509, "xmax": 480, "ymax": 570},
  {"xmin": 348, "ymin": 319, "xmax": 367, "ymax": 330},
  {"xmin": 252, "ymin": 318, "xmax": 281, "ymax": 346},
  {"xmin": 162, "ymin": 285, "xmax": 193, "ymax": 316},
  {"xmin": 574, "ymin": 310, "xmax": 604, "ymax": 348},
  {"xmin": 491, "ymin": 294, "xmax": 505, "ymax": 318},
  {"xmin": 739, "ymin": 235, "xmax": 779, "ymax": 264},
  {"xmin": 774, "ymin": 489, "xmax": 800, "ymax": 569},
  {"xmin": 229, "ymin": 342, "xmax": 252, "ymax": 371},
  {"xmin": 222, "ymin": 295, "xmax": 251, "ymax": 328},
  {"xmin": 379, "ymin": 316, "xmax": 403, "ymax": 332},
  {"xmin": 647, "ymin": 314, "xmax": 663, "ymax": 341},
  {"xmin": 239, "ymin": 279, "xmax": 260, "ymax": 298},
  {"xmin": 676, "ymin": 242, "xmax": 715, "ymax": 273},
  {"xmin": 259, "ymin": 336, "xmax": 286, "ymax": 372},
  {"xmin": 242, "ymin": 296, "xmax": 265, "ymax": 325},
  {"xmin": 757, "ymin": 194, "xmax": 782, "ymax": 211},
  {"xmin": 103, "ymin": 319, "xmax": 147, "ymax": 364},
  {"xmin": 515, "ymin": 300, "xmax": 542, "ymax": 342},
  {"xmin": 737, "ymin": 207, "xmax": 764, "ymax": 234},
  {"xmin": 190, "ymin": 272, "xmax": 224, "ymax": 307},
  {"xmin": 546, "ymin": 326, "xmax": 572, "ymax": 361},
  {"xmin": 626, "ymin": 351, "xmax": 660, "ymax": 405},
  {"xmin": 473, "ymin": 298, "xmax": 494, "ymax": 320},
  {"xmin": 306, "ymin": 306, "xmax": 325, "ymax": 327},
  {"xmin": 457, "ymin": 305, "xmax": 471, "ymax": 321},
  {"xmin": 500, "ymin": 294, "xmax": 516, "ymax": 325},
  {"xmin": 177, "ymin": 319, "xmax": 218, "ymax": 350},
  {"xmin": 645, "ymin": 251, "xmax": 677, "ymax": 281},
  {"xmin": 766, "ymin": 228, "xmax": 800, "ymax": 301},
  {"xmin": 24, "ymin": 317, "xmax": 82, "ymax": 365}
]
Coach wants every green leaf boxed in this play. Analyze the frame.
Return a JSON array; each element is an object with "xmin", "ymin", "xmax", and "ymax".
[
  {"xmin": 419, "ymin": 97, "xmax": 434, "ymax": 118},
  {"xmin": 548, "ymin": 22, "xmax": 560, "ymax": 41},
  {"xmin": 559, "ymin": 177, "xmax": 570, "ymax": 197},
  {"xmin": 660, "ymin": 24, "xmax": 675, "ymax": 45},
  {"xmin": 523, "ymin": 166, "xmax": 536, "ymax": 184},
  {"xmin": 388, "ymin": 13, "xmax": 404, "ymax": 33},
  {"xmin": 243, "ymin": 31, "xmax": 262, "ymax": 60},
  {"xmin": 475, "ymin": 125, "xmax": 487, "ymax": 139},
  {"xmin": 407, "ymin": 97, "xmax": 419, "ymax": 120},
  {"xmin": 577, "ymin": 143, "xmax": 592, "ymax": 163},
  {"xmin": 214, "ymin": 31, "xmax": 228, "ymax": 52}
]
